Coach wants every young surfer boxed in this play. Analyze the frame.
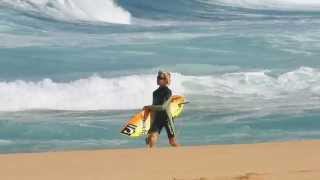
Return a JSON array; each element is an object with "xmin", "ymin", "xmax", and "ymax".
[{"xmin": 143, "ymin": 71, "xmax": 179, "ymax": 148}]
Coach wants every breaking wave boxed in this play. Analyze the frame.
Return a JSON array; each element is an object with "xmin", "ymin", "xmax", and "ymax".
[
  {"xmin": 0, "ymin": 67, "xmax": 319, "ymax": 111},
  {"xmin": 0, "ymin": 0, "xmax": 131, "ymax": 24}
]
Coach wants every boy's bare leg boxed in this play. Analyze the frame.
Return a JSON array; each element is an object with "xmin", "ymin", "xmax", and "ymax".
[
  {"xmin": 168, "ymin": 137, "xmax": 180, "ymax": 147},
  {"xmin": 147, "ymin": 132, "xmax": 159, "ymax": 148}
]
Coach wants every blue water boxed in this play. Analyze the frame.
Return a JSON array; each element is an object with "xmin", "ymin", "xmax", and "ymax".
[{"xmin": 1, "ymin": 0, "xmax": 320, "ymax": 153}]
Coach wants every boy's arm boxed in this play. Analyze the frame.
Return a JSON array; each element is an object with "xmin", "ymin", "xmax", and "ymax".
[{"xmin": 143, "ymin": 97, "xmax": 172, "ymax": 111}]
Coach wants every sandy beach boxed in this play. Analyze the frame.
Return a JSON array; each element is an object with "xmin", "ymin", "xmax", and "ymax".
[{"xmin": 0, "ymin": 140, "xmax": 319, "ymax": 180}]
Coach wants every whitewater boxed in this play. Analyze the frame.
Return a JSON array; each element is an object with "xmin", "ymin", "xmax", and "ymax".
[
  {"xmin": 0, "ymin": 0, "xmax": 131, "ymax": 24},
  {"xmin": 1, "ymin": 67, "xmax": 320, "ymax": 112},
  {"xmin": 1, "ymin": 0, "xmax": 320, "ymax": 153}
]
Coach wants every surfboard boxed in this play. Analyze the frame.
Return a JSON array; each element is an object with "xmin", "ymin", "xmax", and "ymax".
[{"xmin": 120, "ymin": 95, "xmax": 186, "ymax": 138}]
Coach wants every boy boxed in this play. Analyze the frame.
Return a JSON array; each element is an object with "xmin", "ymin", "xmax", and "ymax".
[{"xmin": 143, "ymin": 71, "xmax": 179, "ymax": 148}]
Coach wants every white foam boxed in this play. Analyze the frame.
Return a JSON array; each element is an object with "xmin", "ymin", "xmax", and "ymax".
[
  {"xmin": 182, "ymin": 67, "xmax": 320, "ymax": 98},
  {"xmin": 1, "ymin": 0, "xmax": 131, "ymax": 24},
  {"xmin": 0, "ymin": 74, "xmax": 185, "ymax": 111},
  {"xmin": 0, "ymin": 139, "xmax": 13, "ymax": 145},
  {"xmin": 0, "ymin": 67, "xmax": 320, "ymax": 111},
  {"xmin": 204, "ymin": 0, "xmax": 320, "ymax": 11}
]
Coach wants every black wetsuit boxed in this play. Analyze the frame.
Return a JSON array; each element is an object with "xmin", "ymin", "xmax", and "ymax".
[{"xmin": 148, "ymin": 86, "xmax": 176, "ymax": 138}]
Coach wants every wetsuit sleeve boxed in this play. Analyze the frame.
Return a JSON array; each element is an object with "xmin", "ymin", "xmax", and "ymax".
[
  {"xmin": 165, "ymin": 89, "xmax": 175, "ymax": 137},
  {"xmin": 164, "ymin": 88, "xmax": 173, "ymax": 118},
  {"xmin": 147, "ymin": 97, "xmax": 172, "ymax": 111}
]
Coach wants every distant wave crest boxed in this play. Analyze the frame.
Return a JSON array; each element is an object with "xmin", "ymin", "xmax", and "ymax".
[
  {"xmin": 202, "ymin": 0, "xmax": 320, "ymax": 11},
  {"xmin": 0, "ymin": 0, "xmax": 131, "ymax": 24}
]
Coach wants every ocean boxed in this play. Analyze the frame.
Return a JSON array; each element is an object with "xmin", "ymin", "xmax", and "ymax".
[{"xmin": 1, "ymin": 0, "xmax": 320, "ymax": 153}]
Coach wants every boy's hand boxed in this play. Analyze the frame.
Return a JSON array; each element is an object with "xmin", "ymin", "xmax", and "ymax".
[
  {"xmin": 143, "ymin": 107, "xmax": 151, "ymax": 120},
  {"xmin": 143, "ymin": 106, "xmax": 150, "ymax": 111}
]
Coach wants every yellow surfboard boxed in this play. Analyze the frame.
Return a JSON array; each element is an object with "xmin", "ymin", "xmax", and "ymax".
[{"xmin": 120, "ymin": 95, "xmax": 186, "ymax": 138}]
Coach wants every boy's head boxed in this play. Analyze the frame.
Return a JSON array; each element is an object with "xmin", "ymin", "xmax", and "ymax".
[{"xmin": 157, "ymin": 71, "xmax": 171, "ymax": 86}]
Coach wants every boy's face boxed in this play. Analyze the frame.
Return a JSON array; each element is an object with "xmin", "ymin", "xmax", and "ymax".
[{"xmin": 157, "ymin": 77, "xmax": 167, "ymax": 86}]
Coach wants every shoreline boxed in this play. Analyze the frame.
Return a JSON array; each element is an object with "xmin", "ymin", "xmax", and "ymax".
[
  {"xmin": 1, "ymin": 140, "xmax": 320, "ymax": 180},
  {"xmin": 0, "ymin": 139, "xmax": 318, "ymax": 155}
]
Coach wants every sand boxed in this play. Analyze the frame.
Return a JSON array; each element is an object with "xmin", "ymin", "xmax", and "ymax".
[{"xmin": 0, "ymin": 140, "xmax": 320, "ymax": 180}]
